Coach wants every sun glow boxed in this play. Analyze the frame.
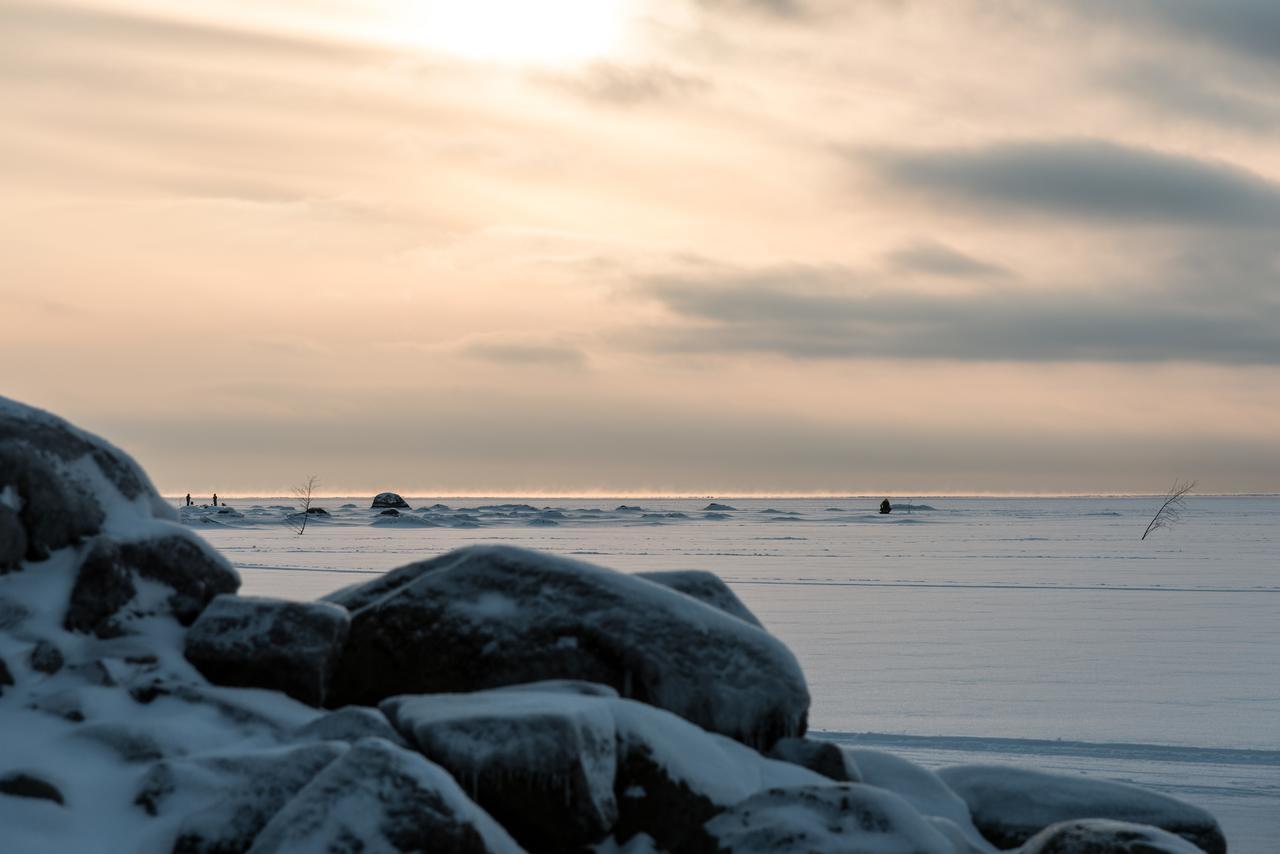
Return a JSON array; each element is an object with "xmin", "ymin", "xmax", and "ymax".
[{"xmin": 411, "ymin": 0, "xmax": 631, "ymax": 64}]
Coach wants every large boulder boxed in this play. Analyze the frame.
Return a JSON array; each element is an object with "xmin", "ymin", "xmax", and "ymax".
[
  {"xmin": 382, "ymin": 688, "xmax": 619, "ymax": 851},
  {"xmin": 184, "ymin": 595, "xmax": 350, "ymax": 706},
  {"xmin": 381, "ymin": 685, "xmax": 827, "ymax": 853},
  {"xmin": 245, "ymin": 738, "xmax": 523, "ymax": 854},
  {"xmin": 698, "ymin": 783, "xmax": 958, "ymax": 853},
  {"xmin": 635, "ymin": 570, "xmax": 763, "ymax": 627},
  {"xmin": 767, "ymin": 736, "xmax": 858, "ymax": 782},
  {"xmin": 845, "ymin": 749, "xmax": 990, "ymax": 852},
  {"xmin": 937, "ymin": 766, "xmax": 1226, "ymax": 854},
  {"xmin": 1019, "ymin": 819, "xmax": 1207, "ymax": 854},
  {"xmin": 326, "ymin": 545, "xmax": 810, "ymax": 749},
  {"xmin": 370, "ymin": 492, "xmax": 410, "ymax": 509}
]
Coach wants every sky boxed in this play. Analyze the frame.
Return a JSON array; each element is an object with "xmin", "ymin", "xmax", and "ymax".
[{"xmin": 3, "ymin": 0, "xmax": 1279, "ymax": 495}]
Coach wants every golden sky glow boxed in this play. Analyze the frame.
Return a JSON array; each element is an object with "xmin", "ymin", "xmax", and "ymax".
[{"xmin": 3, "ymin": 0, "xmax": 1279, "ymax": 494}]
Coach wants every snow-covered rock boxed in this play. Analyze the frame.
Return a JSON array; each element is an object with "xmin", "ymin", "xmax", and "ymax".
[
  {"xmin": 635, "ymin": 570, "xmax": 763, "ymax": 627},
  {"xmin": 370, "ymin": 492, "xmax": 410, "ymax": 509},
  {"xmin": 245, "ymin": 737, "xmax": 523, "ymax": 854},
  {"xmin": 184, "ymin": 595, "xmax": 350, "ymax": 706},
  {"xmin": 847, "ymin": 749, "xmax": 991, "ymax": 852},
  {"xmin": 382, "ymin": 688, "xmax": 620, "ymax": 850},
  {"xmin": 382, "ymin": 685, "xmax": 827, "ymax": 852},
  {"xmin": 291, "ymin": 705, "xmax": 407, "ymax": 747},
  {"xmin": 699, "ymin": 783, "xmax": 959, "ymax": 853},
  {"xmin": 326, "ymin": 545, "xmax": 810, "ymax": 749},
  {"xmin": 134, "ymin": 742, "xmax": 346, "ymax": 853},
  {"xmin": 767, "ymin": 736, "xmax": 858, "ymax": 782},
  {"xmin": 1020, "ymin": 819, "xmax": 1207, "ymax": 854},
  {"xmin": 937, "ymin": 765, "xmax": 1226, "ymax": 854}
]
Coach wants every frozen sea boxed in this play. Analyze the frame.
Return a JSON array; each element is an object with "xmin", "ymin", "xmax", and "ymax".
[{"xmin": 188, "ymin": 495, "xmax": 1280, "ymax": 852}]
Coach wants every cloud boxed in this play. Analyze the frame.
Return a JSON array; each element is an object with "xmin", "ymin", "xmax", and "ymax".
[
  {"xmin": 1102, "ymin": 64, "xmax": 1279, "ymax": 131},
  {"xmin": 1066, "ymin": 0, "xmax": 1280, "ymax": 66},
  {"xmin": 457, "ymin": 337, "xmax": 589, "ymax": 368},
  {"xmin": 638, "ymin": 252, "xmax": 1280, "ymax": 363},
  {"xmin": 886, "ymin": 240, "xmax": 1010, "ymax": 278},
  {"xmin": 551, "ymin": 63, "xmax": 710, "ymax": 106},
  {"xmin": 861, "ymin": 139, "xmax": 1280, "ymax": 226}
]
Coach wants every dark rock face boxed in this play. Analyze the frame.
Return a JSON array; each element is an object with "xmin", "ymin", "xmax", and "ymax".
[
  {"xmin": 246, "ymin": 738, "xmax": 521, "ymax": 854},
  {"xmin": 0, "ymin": 505, "xmax": 26, "ymax": 572},
  {"xmin": 0, "ymin": 657, "xmax": 13, "ymax": 692},
  {"xmin": 0, "ymin": 772, "xmax": 64, "ymax": 805},
  {"xmin": 382, "ymin": 691, "xmax": 619, "ymax": 851},
  {"xmin": 1021, "ymin": 819, "xmax": 1207, "ymax": 854},
  {"xmin": 378, "ymin": 508, "xmax": 401, "ymax": 517},
  {"xmin": 703, "ymin": 503, "xmax": 738, "ymax": 511},
  {"xmin": 698, "ymin": 784, "xmax": 957, "ymax": 854},
  {"xmin": 636, "ymin": 570, "xmax": 763, "ymax": 628},
  {"xmin": 0, "ymin": 446, "xmax": 103, "ymax": 563},
  {"xmin": 65, "ymin": 535, "xmax": 239, "ymax": 635},
  {"xmin": 30, "ymin": 639, "xmax": 64, "ymax": 674},
  {"xmin": 767, "ymin": 737, "xmax": 857, "ymax": 782},
  {"xmin": 185, "ymin": 596, "xmax": 351, "ymax": 706},
  {"xmin": 304, "ymin": 507, "xmax": 329, "ymax": 516},
  {"xmin": 371, "ymin": 492, "xmax": 410, "ymax": 509},
  {"xmin": 327, "ymin": 545, "xmax": 809, "ymax": 749},
  {"xmin": 938, "ymin": 765, "xmax": 1226, "ymax": 854}
]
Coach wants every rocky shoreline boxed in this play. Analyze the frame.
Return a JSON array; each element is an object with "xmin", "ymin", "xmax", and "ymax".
[{"xmin": 0, "ymin": 395, "xmax": 1227, "ymax": 853}]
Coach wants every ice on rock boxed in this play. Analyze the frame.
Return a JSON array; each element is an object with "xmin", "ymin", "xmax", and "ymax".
[
  {"xmin": 937, "ymin": 765, "xmax": 1226, "ymax": 854},
  {"xmin": 766, "ymin": 736, "xmax": 858, "ymax": 782},
  {"xmin": 291, "ymin": 705, "xmax": 407, "ymax": 747},
  {"xmin": 326, "ymin": 545, "xmax": 810, "ymax": 749},
  {"xmin": 382, "ymin": 689, "xmax": 620, "ymax": 851},
  {"xmin": 700, "ymin": 783, "xmax": 960, "ymax": 854},
  {"xmin": 380, "ymin": 686, "xmax": 828, "ymax": 853},
  {"xmin": 246, "ymin": 737, "xmax": 524, "ymax": 854}
]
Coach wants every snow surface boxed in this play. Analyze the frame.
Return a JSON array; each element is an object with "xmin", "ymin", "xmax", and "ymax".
[{"xmin": 202, "ymin": 494, "xmax": 1280, "ymax": 852}]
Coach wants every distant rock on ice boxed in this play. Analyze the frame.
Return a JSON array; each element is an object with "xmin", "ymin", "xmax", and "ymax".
[{"xmin": 370, "ymin": 492, "xmax": 410, "ymax": 509}]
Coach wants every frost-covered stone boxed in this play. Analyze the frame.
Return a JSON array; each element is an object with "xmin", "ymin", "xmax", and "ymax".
[
  {"xmin": 184, "ymin": 595, "xmax": 350, "ymax": 706},
  {"xmin": 291, "ymin": 706, "xmax": 406, "ymax": 747},
  {"xmin": 370, "ymin": 492, "xmax": 410, "ymax": 509},
  {"xmin": 698, "ymin": 783, "xmax": 958, "ymax": 853},
  {"xmin": 635, "ymin": 570, "xmax": 762, "ymax": 627},
  {"xmin": 29, "ymin": 639, "xmax": 64, "ymax": 674},
  {"xmin": 327, "ymin": 545, "xmax": 810, "ymax": 749},
  {"xmin": 0, "ymin": 505, "xmax": 25, "ymax": 572},
  {"xmin": 382, "ymin": 690, "xmax": 620, "ymax": 851},
  {"xmin": 134, "ymin": 742, "xmax": 345, "ymax": 852},
  {"xmin": 847, "ymin": 749, "xmax": 989, "ymax": 851},
  {"xmin": 767, "ymin": 737, "xmax": 857, "ymax": 782},
  {"xmin": 246, "ymin": 738, "xmax": 523, "ymax": 854},
  {"xmin": 65, "ymin": 535, "xmax": 239, "ymax": 636},
  {"xmin": 1019, "ymin": 819, "xmax": 1207, "ymax": 854},
  {"xmin": 937, "ymin": 765, "xmax": 1226, "ymax": 854}
]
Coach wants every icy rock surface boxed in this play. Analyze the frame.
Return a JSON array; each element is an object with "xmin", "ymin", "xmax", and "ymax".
[
  {"xmin": 699, "ymin": 783, "xmax": 959, "ymax": 854},
  {"xmin": 184, "ymin": 595, "xmax": 350, "ymax": 706},
  {"xmin": 246, "ymin": 737, "xmax": 524, "ymax": 854},
  {"xmin": 326, "ymin": 545, "xmax": 810, "ymax": 748},
  {"xmin": 635, "ymin": 570, "xmax": 763, "ymax": 627},
  {"xmin": 291, "ymin": 705, "xmax": 407, "ymax": 747},
  {"xmin": 370, "ymin": 492, "xmax": 410, "ymax": 509},
  {"xmin": 382, "ymin": 688, "xmax": 620, "ymax": 851},
  {"xmin": 1019, "ymin": 819, "xmax": 1208, "ymax": 854},
  {"xmin": 938, "ymin": 765, "xmax": 1226, "ymax": 854},
  {"xmin": 382, "ymin": 685, "xmax": 827, "ymax": 853}
]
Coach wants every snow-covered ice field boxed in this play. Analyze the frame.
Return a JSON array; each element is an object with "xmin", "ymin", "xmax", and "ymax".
[{"xmin": 190, "ymin": 496, "xmax": 1280, "ymax": 852}]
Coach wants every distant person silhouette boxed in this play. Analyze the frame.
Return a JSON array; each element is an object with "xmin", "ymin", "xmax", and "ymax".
[
  {"xmin": 185, "ymin": 493, "xmax": 191, "ymax": 507},
  {"xmin": 880, "ymin": 498, "xmax": 892, "ymax": 515},
  {"xmin": 212, "ymin": 493, "xmax": 218, "ymax": 507}
]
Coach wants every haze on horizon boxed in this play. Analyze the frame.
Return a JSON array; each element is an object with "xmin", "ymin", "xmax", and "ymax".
[{"xmin": 3, "ymin": 0, "xmax": 1279, "ymax": 496}]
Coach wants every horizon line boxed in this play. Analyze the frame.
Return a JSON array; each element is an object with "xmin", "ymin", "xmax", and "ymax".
[{"xmin": 160, "ymin": 491, "xmax": 1280, "ymax": 500}]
